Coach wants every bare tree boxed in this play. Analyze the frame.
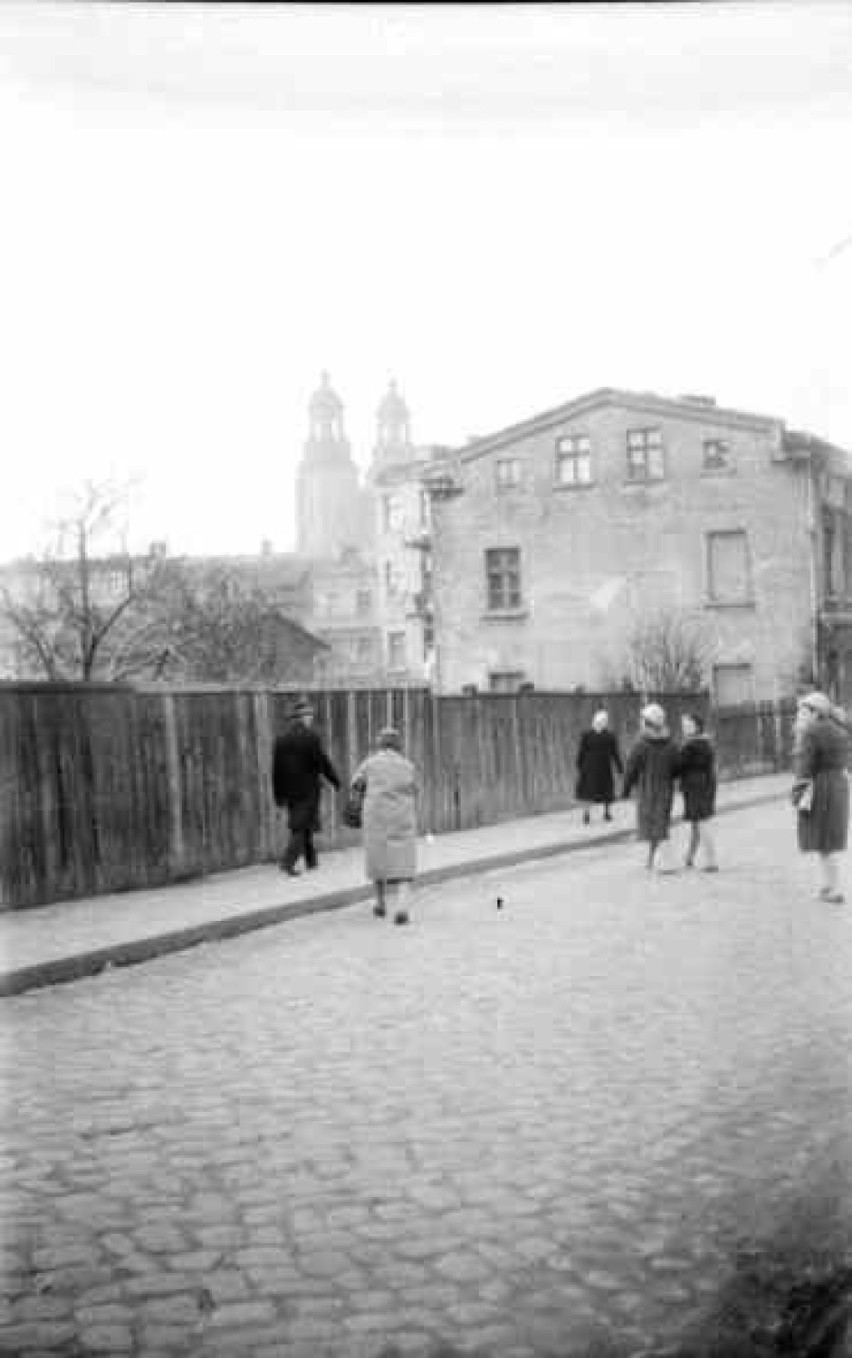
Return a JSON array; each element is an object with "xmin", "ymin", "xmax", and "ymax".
[
  {"xmin": 109, "ymin": 559, "xmax": 326, "ymax": 685},
  {"xmin": 0, "ymin": 478, "xmax": 167, "ymax": 682},
  {"xmin": 621, "ymin": 606, "xmax": 717, "ymax": 693}
]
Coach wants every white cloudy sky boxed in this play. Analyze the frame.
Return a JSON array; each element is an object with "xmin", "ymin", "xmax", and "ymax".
[{"xmin": 1, "ymin": 1, "xmax": 852, "ymax": 560}]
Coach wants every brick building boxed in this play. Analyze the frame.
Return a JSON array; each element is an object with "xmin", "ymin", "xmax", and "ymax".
[{"xmin": 426, "ymin": 388, "xmax": 852, "ymax": 704}]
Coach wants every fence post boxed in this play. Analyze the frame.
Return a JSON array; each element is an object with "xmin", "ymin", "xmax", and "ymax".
[{"xmin": 163, "ymin": 693, "xmax": 185, "ymax": 875}]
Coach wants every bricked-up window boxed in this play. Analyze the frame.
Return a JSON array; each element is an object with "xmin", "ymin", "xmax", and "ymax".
[
  {"xmin": 357, "ymin": 636, "xmax": 374, "ymax": 663},
  {"xmin": 489, "ymin": 671, "xmax": 526, "ymax": 693},
  {"xmin": 495, "ymin": 458, "xmax": 521, "ymax": 491},
  {"xmin": 706, "ymin": 530, "xmax": 752, "ymax": 604},
  {"xmin": 713, "ymin": 663, "xmax": 754, "ymax": 706},
  {"xmin": 387, "ymin": 631, "xmax": 407, "ymax": 669},
  {"xmin": 626, "ymin": 428, "xmax": 665, "ymax": 481},
  {"xmin": 485, "ymin": 548, "xmax": 522, "ymax": 611},
  {"xmin": 555, "ymin": 434, "xmax": 591, "ymax": 485},
  {"xmin": 356, "ymin": 589, "xmax": 372, "ymax": 616},
  {"xmin": 703, "ymin": 439, "xmax": 732, "ymax": 471}
]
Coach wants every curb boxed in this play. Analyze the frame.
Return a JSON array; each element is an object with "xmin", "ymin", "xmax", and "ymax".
[{"xmin": 0, "ymin": 787, "xmax": 785, "ymax": 998}]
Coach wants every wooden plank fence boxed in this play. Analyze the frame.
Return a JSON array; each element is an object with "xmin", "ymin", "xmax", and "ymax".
[{"xmin": 0, "ymin": 685, "xmax": 795, "ymax": 911}]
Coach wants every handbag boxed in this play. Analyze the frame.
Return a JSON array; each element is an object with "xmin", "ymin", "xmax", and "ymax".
[
  {"xmin": 343, "ymin": 780, "xmax": 365, "ymax": 829},
  {"xmin": 792, "ymin": 779, "xmax": 814, "ymax": 812}
]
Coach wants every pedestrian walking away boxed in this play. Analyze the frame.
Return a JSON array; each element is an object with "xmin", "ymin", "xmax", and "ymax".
[
  {"xmin": 271, "ymin": 699, "xmax": 341, "ymax": 876},
  {"xmin": 678, "ymin": 711, "xmax": 718, "ymax": 871},
  {"xmin": 350, "ymin": 727, "xmax": 418, "ymax": 925},
  {"xmin": 622, "ymin": 702, "xmax": 681, "ymax": 873},
  {"xmin": 791, "ymin": 690, "xmax": 849, "ymax": 903},
  {"xmin": 576, "ymin": 708, "xmax": 623, "ymax": 825}
]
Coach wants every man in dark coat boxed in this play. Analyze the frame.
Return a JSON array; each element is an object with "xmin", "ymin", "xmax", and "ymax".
[
  {"xmin": 272, "ymin": 699, "xmax": 340, "ymax": 876},
  {"xmin": 576, "ymin": 709, "xmax": 623, "ymax": 824}
]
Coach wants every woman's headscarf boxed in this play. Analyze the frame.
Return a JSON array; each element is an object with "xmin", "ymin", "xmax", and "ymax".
[
  {"xmin": 592, "ymin": 710, "xmax": 609, "ymax": 733},
  {"xmin": 641, "ymin": 702, "xmax": 666, "ymax": 732},
  {"xmin": 378, "ymin": 727, "xmax": 403, "ymax": 752}
]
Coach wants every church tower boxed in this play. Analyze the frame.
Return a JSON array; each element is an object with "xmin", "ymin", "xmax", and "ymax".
[
  {"xmin": 369, "ymin": 379, "xmax": 414, "ymax": 478},
  {"xmin": 296, "ymin": 373, "xmax": 365, "ymax": 558}
]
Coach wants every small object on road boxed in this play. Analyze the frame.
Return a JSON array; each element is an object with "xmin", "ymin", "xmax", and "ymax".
[
  {"xmin": 197, "ymin": 1287, "xmax": 215, "ymax": 1317},
  {"xmin": 393, "ymin": 910, "xmax": 410, "ymax": 925},
  {"xmin": 496, "ymin": 896, "xmax": 504, "ymax": 910}
]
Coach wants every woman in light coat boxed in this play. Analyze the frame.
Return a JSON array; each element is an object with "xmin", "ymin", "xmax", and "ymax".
[
  {"xmin": 350, "ymin": 728, "xmax": 418, "ymax": 925},
  {"xmin": 792, "ymin": 691, "xmax": 849, "ymax": 902}
]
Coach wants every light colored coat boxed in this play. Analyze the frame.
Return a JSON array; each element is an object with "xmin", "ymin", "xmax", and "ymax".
[{"xmin": 352, "ymin": 749, "xmax": 417, "ymax": 883}]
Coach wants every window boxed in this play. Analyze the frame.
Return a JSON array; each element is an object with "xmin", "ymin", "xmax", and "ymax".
[
  {"xmin": 387, "ymin": 631, "xmax": 407, "ymax": 669},
  {"xmin": 555, "ymin": 434, "xmax": 592, "ymax": 485},
  {"xmin": 713, "ymin": 663, "xmax": 754, "ymax": 706},
  {"xmin": 706, "ymin": 530, "xmax": 752, "ymax": 605},
  {"xmin": 495, "ymin": 458, "xmax": 521, "ymax": 491},
  {"xmin": 423, "ymin": 618, "xmax": 435, "ymax": 656},
  {"xmin": 824, "ymin": 512, "xmax": 837, "ymax": 598},
  {"xmin": 489, "ymin": 671, "xmax": 526, "ymax": 693},
  {"xmin": 485, "ymin": 547, "xmax": 522, "ymax": 611},
  {"xmin": 419, "ymin": 489, "xmax": 430, "ymax": 527},
  {"xmin": 384, "ymin": 561, "xmax": 400, "ymax": 596},
  {"xmin": 356, "ymin": 589, "xmax": 372, "ymax": 616},
  {"xmin": 703, "ymin": 439, "xmax": 732, "ymax": 472},
  {"xmin": 356, "ymin": 636, "xmax": 374, "ymax": 664},
  {"xmin": 382, "ymin": 494, "xmax": 401, "ymax": 532},
  {"xmin": 626, "ymin": 428, "xmax": 665, "ymax": 481}
]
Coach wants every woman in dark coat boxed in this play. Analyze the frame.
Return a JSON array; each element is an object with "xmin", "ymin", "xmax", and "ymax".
[
  {"xmin": 622, "ymin": 703, "xmax": 681, "ymax": 872},
  {"xmin": 576, "ymin": 709, "xmax": 623, "ymax": 824},
  {"xmin": 678, "ymin": 711, "xmax": 718, "ymax": 871},
  {"xmin": 792, "ymin": 690, "xmax": 849, "ymax": 902},
  {"xmin": 272, "ymin": 700, "xmax": 340, "ymax": 876}
]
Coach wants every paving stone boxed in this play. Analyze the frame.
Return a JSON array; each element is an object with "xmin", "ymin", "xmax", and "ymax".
[
  {"xmin": 78, "ymin": 1324, "xmax": 134, "ymax": 1352},
  {"xmin": 199, "ymin": 1269, "xmax": 252, "ymax": 1302},
  {"xmin": 74, "ymin": 1302, "xmax": 134, "ymax": 1326},
  {"xmin": 134, "ymin": 1224, "xmax": 188, "ymax": 1253},
  {"xmin": 433, "ymin": 1252, "xmax": 492, "ymax": 1284}
]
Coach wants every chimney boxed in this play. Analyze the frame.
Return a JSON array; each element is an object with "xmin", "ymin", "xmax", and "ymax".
[
  {"xmin": 261, "ymin": 539, "xmax": 273, "ymax": 557},
  {"xmin": 679, "ymin": 394, "xmax": 717, "ymax": 408}
]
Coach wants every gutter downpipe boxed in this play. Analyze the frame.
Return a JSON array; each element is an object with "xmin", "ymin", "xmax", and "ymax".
[{"xmin": 806, "ymin": 452, "xmax": 821, "ymax": 687}]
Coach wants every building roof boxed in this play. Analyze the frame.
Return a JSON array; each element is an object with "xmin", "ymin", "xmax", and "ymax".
[{"xmin": 452, "ymin": 387, "xmax": 790, "ymax": 463}]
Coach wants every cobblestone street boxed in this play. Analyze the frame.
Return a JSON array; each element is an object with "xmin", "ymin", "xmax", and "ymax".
[{"xmin": 2, "ymin": 798, "xmax": 851, "ymax": 1357}]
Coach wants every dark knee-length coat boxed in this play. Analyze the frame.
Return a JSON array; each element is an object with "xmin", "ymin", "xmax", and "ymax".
[
  {"xmin": 677, "ymin": 734, "xmax": 717, "ymax": 822},
  {"xmin": 272, "ymin": 722, "xmax": 340, "ymax": 833},
  {"xmin": 622, "ymin": 729, "xmax": 680, "ymax": 842},
  {"xmin": 793, "ymin": 715, "xmax": 849, "ymax": 854},
  {"xmin": 575, "ymin": 729, "xmax": 623, "ymax": 804}
]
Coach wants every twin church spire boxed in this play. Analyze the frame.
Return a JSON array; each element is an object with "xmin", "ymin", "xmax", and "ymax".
[{"xmin": 296, "ymin": 373, "xmax": 414, "ymax": 558}]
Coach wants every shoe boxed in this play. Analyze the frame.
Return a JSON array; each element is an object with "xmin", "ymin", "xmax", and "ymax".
[
  {"xmin": 701, "ymin": 865, "xmax": 720, "ymax": 874},
  {"xmin": 393, "ymin": 911, "xmax": 410, "ymax": 926},
  {"xmin": 582, "ymin": 810, "xmax": 590, "ymax": 825},
  {"xmin": 305, "ymin": 862, "xmax": 319, "ymax": 872},
  {"xmin": 281, "ymin": 865, "xmax": 300, "ymax": 877},
  {"xmin": 373, "ymin": 904, "xmax": 387, "ymax": 919},
  {"xmin": 604, "ymin": 810, "xmax": 612, "ymax": 822},
  {"xmin": 822, "ymin": 891, "xmax": 845, "ymax": 903},
  {"xmin": 684, "ymin": 859, "xmax": 695, "ymax": 870}
]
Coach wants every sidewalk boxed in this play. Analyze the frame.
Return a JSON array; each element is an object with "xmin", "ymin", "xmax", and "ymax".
[{"xmin": 0, "ymin": 772, "xmax": 789, "ymax": 996}]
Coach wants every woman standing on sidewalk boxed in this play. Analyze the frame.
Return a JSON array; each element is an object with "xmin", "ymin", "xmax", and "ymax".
[
  {"xmin": 350, "ymin": 728, "xmax": 418, "ymax": 925},
  {"xmin": 678, "ymin": 711, "xmax": 719, "ymax": 872},
  {"xmin": 792, "ymin": 691, "xmax": 849, "ymax": 903},
  {"xmin": 576, "ymin": 709, "xmax": 623, "ymax": 825},
  {"xmin": 622, "ymin": 703, "xmax": 681, "ymax": 873}
]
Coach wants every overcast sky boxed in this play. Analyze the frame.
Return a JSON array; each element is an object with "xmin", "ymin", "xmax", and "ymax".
[{"xmin": 1, "ymin": 1, "xmax": 852, "ymax": 561}]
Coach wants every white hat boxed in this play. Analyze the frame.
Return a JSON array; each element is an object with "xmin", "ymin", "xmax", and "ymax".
[{"xmin": 641, "ymin": 702, "xmax": 666, "ymax": 729}]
